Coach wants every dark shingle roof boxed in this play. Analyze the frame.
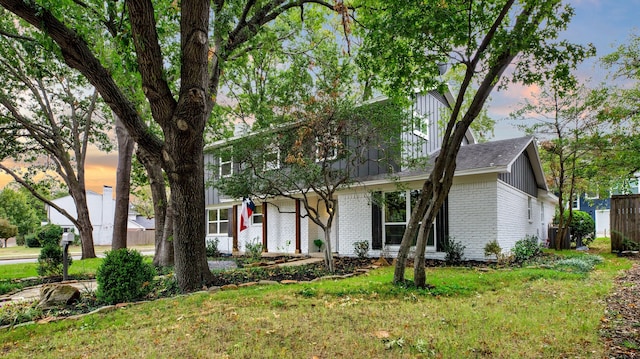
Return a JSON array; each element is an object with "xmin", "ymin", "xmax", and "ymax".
[{"xmin": 449, "ymin": 136, "xmax": 533, "ymax": 172}]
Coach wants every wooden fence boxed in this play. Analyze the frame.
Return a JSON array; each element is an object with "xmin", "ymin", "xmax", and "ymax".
[
  {"xmin": 127, "ymin": 230, "xmax": 155, "ymax": 246},
  {"xmin": 611, "ymin": 194, "xmax": 640, "ymax": 251}
]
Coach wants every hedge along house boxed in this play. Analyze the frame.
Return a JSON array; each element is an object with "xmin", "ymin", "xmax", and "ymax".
[{"xmin": 204, "ymin": 91, "xmax": 557, "ymax": 260}]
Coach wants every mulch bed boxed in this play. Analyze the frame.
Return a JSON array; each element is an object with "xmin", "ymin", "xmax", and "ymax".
[{"xmin": 602, "ymin": 253, "xmax": 640, "ymax": 358}]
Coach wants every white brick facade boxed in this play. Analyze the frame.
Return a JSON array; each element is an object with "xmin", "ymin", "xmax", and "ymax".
[
  {"xmin": 446, "ymin": 175, "xmax": 499, "ymax": 260},
  {"xmin": 337, "ymin": 192, "xmax": 373, "ymax": 256}
]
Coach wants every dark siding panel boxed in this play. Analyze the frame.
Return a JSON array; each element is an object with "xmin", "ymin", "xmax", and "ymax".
[
  {"xmin": 435, "ymin": 198, "xmax": 449, "ymax": 252},
  {"xmin": 227, "ymin": 208, "xmax": 233, "ymax": 236},
  {"xmin": 498, "ymin": 153, "xmax": 538, "ymax": 197},
  {"xmin": 372, "ymin": 193, "xmax": 383, "ymax": 250}
]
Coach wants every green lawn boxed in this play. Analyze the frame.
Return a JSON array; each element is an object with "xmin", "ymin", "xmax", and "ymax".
[
  {"xmin": 0, "ymin": 238, "xmax": 629, "ymax": 358},
  {"xmin": 0, "ymin": 245, "xmax": 155, "ymax": 261}
]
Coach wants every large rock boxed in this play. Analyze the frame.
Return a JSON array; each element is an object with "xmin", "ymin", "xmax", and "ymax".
[{"xmin": 38, "ymin": 284, "xmax": 81, "ymax": 309}]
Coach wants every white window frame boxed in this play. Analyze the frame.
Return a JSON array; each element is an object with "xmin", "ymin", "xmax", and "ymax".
[
  {"xmin": 382, "ymin": 190, "xmax": 436, "ymax": 251},
  {"xmin": 527, "ymin": 197, "xmax": 533, "ymax": 221},
  {"xmin": 571, "ymin": 195, "xmax": 580, "ymax": 210},
  {"xmin": 315, "ymin": 135, "xmax": 338, "ymax": 162},
  {"xmin": 263, "ymin": 145, "xmax": 281, "ymax": 170},
  {"xmin": 412, "ymin": 111, "xmax": 429, "ymax": 140},
  {"xmin": 219, "ymin": 149, "xmax": 233, "ymax": 178},
  {"xmin": 252, "ymin": 205, "xmax": 263, "ymax": 225},
  {"xmin": 207, "ymin": 208, "xmax": 229, "ymax": 235}
]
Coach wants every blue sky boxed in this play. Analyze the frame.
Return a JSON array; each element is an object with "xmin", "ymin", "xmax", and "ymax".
[{"xmin": 490, "ymin": 0, "xmax": 640, "ymax": 140}]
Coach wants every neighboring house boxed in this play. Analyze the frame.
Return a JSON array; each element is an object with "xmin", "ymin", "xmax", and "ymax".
[
  {"xmin": 46, "ymin": 186, "xmax": 153, "ymax": 245},
  {"xmin": 573, "ymin": 178, "xmax": 640, "ymax": 237},
  {"xmin": 204, "ymin": 91, "xmax": 557, "ymax": 260}
]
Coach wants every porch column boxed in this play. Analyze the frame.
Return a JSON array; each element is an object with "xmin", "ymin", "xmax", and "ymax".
[
  {"xmin": 262, "ymin": 202, "xmax": 268, "ymax": 252},
  {"xmin": 295, "ymin": 199, "xmax": 301, "ymax": 254},
  {"xmin": 232, "ymin": 204, "xmax": 239, "ymax": 253}
]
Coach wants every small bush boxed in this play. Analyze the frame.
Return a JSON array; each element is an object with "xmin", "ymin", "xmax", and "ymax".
[
  {"xmin": 37, "ymin": 245, "xmax": 65, "ymax": 276},
  {"xmin": 554, "ymin": 254, "xmax": 604, "ymax": 273},
  {"xmin": 35, "ymin": 224, "xmax": 69, "ymax": 277},
  {"xmin": 206, "ymin": 237, "xmax": 221, "ymax": 257},
  {"xmin": 244, "ymin": 238, "xmax": 263, "ymax": 262},
  {"xmin": 25, "ymin": 234, "xmax": 40, "ymax": 248},
  {"xmin": 484, "ymin": 240, "xmax": 502, "ymax": 260},
  {"xmin": 96, "ymin": 248, "xmax": 156, "ymax": 304},
  {"xmin": 353, "ymin": 241, "xmax": 370, "ymax": 258},
  {"xmin": 442, "ymin": 237, "xmax": 465, "ymax": 265},
  {"xmin": 15, "ymin": 235, "xmax": 25, "ymax": 247},
  {"xmin": 37, "ymin": 224, "xmax": 63, "ymax": 247},
  {"xmin": 513, "ymin": 235, "xmax": 542, "ymax": 263}
]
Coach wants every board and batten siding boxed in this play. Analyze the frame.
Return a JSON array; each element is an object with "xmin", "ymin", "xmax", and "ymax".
[
  {"xmin": 498, "ymin": 152, "xmax": 539, "ymax": 197},
  {"xmin": 402, "ymin": 92, "xmax": 450, "ymax": 168}
]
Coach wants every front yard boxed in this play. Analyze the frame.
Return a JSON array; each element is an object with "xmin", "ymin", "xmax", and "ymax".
[{"xmin": 0, "ymin": 238, "xmax": 634, "ymax": 358}]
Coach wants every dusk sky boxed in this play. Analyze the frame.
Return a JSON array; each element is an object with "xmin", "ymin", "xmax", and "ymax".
[{"xmin": 0, "ymin": 0, "xmax": 638, "ymax": 194}]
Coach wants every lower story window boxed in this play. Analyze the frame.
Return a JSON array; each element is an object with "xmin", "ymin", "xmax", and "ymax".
[
  {"xmin": 383, "ymin": 190, "xmax": 435, "ymax": 248},
  {"xmin": 207, "ymin": 208, "xmax": 229, "ymax": 235}
]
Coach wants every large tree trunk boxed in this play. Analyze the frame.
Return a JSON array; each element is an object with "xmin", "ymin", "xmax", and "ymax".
[
  {"xmin": 159, "ymin": 200, "xmax": 175, "ymax": 266},
  {"xmin": 136, "ymin": 146, "xmax": 173, "ymax": 266},
  {"xmin": 68, "ymin": 186, "xmax": 96, "ymax": 259},
  {"xmin": 112, "ymin": 116, "xmax": 135, "ymax": 250}
]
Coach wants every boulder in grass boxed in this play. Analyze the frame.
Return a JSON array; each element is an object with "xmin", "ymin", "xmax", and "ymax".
[{"xmin": 38, "ymin": 284, "xmax": 80, "ymax": 309}]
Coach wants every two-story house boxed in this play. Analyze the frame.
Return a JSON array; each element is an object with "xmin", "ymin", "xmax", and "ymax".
[{"xmin": 204, "ymin": 91, "xmax": 557, "ymax": 260}]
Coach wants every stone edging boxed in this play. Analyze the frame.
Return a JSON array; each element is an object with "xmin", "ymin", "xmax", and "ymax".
[{"xmin": 0, "ymin": 265, "xmax": 379, "ymax": 331}]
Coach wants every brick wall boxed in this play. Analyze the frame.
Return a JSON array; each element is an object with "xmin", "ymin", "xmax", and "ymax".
[
  {"xmin": 447, "ymin": 175, "xmax": 498, "ymax": 260},
  {"xmin": 337, "ymin": 192, "xmax": 372, "ymax": 257}
]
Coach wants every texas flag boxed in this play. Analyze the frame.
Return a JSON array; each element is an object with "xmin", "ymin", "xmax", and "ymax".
[{"xmin": 240, "ymin": 197, "xmax": 256, "ymax": 232}]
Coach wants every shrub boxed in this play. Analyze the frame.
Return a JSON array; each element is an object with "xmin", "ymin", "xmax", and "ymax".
[
  {"xmin": 37, "ymin": 244, "xmax": 67, "ymax": 277},
  {"xmin": 554, "ymin": 254, "xmax": 604, "ymax": 273},
  {"xmin": 442, "ymin": 237, "xmax": 465, "ymax": 264},
  {"xmin": 353, "ymin": 241, "xmax": 370, "ymax": 258},
  {"xmin": 37, "ymin": 224, "xmax": 63, "ymax": 247},
  {"xmin": 35, "ymin": 224, "xmax": 69, "ymax": 277},
  {"xmin": 96, "ymin": 248, "xmax": 156, "ymax": 304},
  {"xmin": 206, "ymin": 237, "xmax": 221, "ymax": 258},
  {"xmin": 244, "ymin": 238, "xmax": 263, "ymax": 262},
  {"xmin": 512, "ymin": 235, "xmax": 542, "ymax": 263},
  {"xmin": 25, "ymin": 233, "xmax": 40, "ymax": 248},
  {"xmin": 556, "ymin": 210, "xmax": 595, "ymax": 246},
  {"xmin": 15, "ymin": 234, "xmax": 25, "ymax": 247},
  {"xmin": 484, "ymin": 240, "xmax": 502, "ymax": 260}
]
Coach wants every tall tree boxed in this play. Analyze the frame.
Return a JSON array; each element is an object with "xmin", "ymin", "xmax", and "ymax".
[
  {"xmin": 0, "ymin": 0, "xmax": 346, "ymax": 291},
  {"xmin": 0, "ymin": 26, "xmax": 112, "ymax": 258},
  {"xmin": 511, "ymin": 84, "xmax": 605, "ymax": 249},
  {"xmin": 356, "ymin": 0, "xmax": 594, "ymax": 287}
]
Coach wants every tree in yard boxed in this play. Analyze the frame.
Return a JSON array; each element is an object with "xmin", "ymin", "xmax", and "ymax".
[
  {"xmin": 511, "ymin": 84, "xmax": 606, "ymax": 249},
  {"xmin": 356, "ymin": 0, "xmax": 595, "ymax": 286},
  {"xmin": 0, "ymin": 187, "xmax": 41, "ymax": 241},
  {"xmin": 594, "ymin": 33, "xmax": 640, "ymax": 188},
  {"xmin": 0, "ymin": 218, "xmax": 18, "ymax": 248},
  {"xmin": 215, "ymin": 98, "xmax": 406, "ymax": 271},
  {"xmin": 0, "ymin": 20, "xmax": 114, "ymax": 259},
  {"xmin": 0, "ymin": 0, "xmax": 349, "ymax": 292}
]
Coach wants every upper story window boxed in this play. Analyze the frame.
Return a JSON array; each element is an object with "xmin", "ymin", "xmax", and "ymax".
[
  {"xmin": 264, "ymin": 145, "xmax": 280, "ymax": 170},
  {"xmin": 412, "ymin": 111, "xmax": 429, "ymax": 140},
  {"xmin": 315, "ymin": 135, "xmax": 338, "ymax": 162},
  {"xmin": 571, "ymin": 195, "xmax": 580, "ymax": 210},
  {"xmin": 219, "ymin": 148, "xmax": 233, "ymax": 178}
]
